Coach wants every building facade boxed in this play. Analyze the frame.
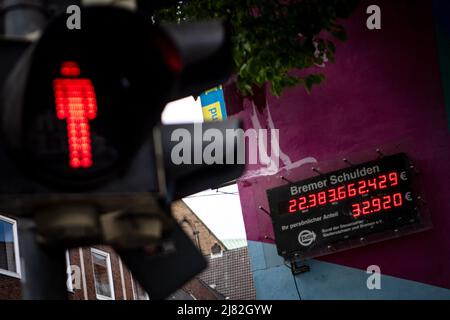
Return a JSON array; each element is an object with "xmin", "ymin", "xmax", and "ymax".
[
  {"xmin": 0, "ymin": 212, "xmax": 150, "ymax": 300},
  {"xmin": 172, "ymin": 200, "xmax": 256, "ymax": 300},
  {"xmin": 1, "ymin": 200, "xmax": 255, "ymax": 300}
]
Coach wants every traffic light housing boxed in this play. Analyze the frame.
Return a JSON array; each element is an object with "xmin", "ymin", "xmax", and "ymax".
[
  {"xmin": 2, "ymin": 6, "xmax": 178, "ymax": 188},
  {"xmin": 0, "ymin": 5, "xmax": 243, "ymax": 299}
]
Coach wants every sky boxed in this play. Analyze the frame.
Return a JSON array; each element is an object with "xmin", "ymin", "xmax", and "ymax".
[{"xmin": 161, "ymin": 97, "xmax": 247, "ymax": 241}]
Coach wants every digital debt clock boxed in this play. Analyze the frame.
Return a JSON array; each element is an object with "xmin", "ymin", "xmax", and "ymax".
[{"xmin": 266, "ymin": 153, "xmax": 428, "ymax": 260}]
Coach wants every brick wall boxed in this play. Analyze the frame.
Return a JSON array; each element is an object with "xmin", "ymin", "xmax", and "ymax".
[
  {"xmin": 171, "ymin": 201, "xmax": 256, "ymax": 300},
  {"xmin": 0, "ymin": 239, "xmax": 139, "ymax": 300},
  {"xmin": 199, "ymin": 247, "xmax": 256, "ymax": 300},
  {"xmin": 69, "ymin": 246, "xmax": 135, "ymax": 300},
  {"xmin": 182, "ymin": 278, "xmax": 224, "ymax": 300},
  {"xmin": 0, "ymin": 275, "xmax": 21, "ymax": 300},
  {"xmin": 171, "ymin": 200, "xmax": 225, "ymax": 256}
]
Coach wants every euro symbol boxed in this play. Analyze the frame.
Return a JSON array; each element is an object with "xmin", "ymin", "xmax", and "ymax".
[
  {"xmin": 400, "ymin": 171, "xmax": 408, "ymax": 181},
  {"xmin": 405, "ymin": 192, "xmax": 413, "ymax": 202}
]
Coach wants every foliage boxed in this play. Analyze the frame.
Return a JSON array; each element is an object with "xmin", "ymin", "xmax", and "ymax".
[{"xmin": 154, "ymin": 0, "xmax": 359, "ymax": 97}]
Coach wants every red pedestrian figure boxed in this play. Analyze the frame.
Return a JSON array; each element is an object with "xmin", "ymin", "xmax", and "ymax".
[{"xmin": 53, "ymin": 61, "xmax": 98, "ymax": 169}]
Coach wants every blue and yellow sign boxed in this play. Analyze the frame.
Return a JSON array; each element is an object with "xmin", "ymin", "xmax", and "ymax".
[{"xmin": 200, "ymin": 86, "xmax": 227, "ymax": 121}]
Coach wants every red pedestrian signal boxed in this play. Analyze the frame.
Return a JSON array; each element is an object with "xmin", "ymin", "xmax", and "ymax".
[
  {"xmin": 0, "ymin": 7, "xmax": 234, "ymax": 188},
  {"xmin": 53, "ymin": 61, "xmax": 97, "ymax": 169}
]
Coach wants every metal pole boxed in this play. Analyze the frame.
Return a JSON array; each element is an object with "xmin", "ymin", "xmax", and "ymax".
[
  {"xmin": 18, "ymin": 218, "xmax": 68, "ymax": 300},
  {"xmin": 3, "ymin": 0, "xmax": 47, "ymax": 37}
]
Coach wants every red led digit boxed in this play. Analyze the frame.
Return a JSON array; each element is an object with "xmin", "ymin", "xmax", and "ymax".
[
  {"xmin": 388, "ymin": 172, "xmax": 398, "ymax": 186},
  {"xmin": 347, "ymin": 183, "xmax": 357, "ymax": 197},
  {"xmin": 393, "ymin": 193, "xmax": 403, "ymax": 207},
  {"xmin": 308, "ymin": 194, "xmax": 317, "ymax": 208},
  {"xmin": 352, "ymin": 203, "xmax": 361, "ymax": 218},
  {"xmin": 298, "ymin": 196, "xmax": 308, "ymax": 210},
  {"xmin": 367, "ymin": 178, "xmax": 377, "ymax": 191},
  {"xmin": 317, "ymin": 191, "xmax": 327, "ymax": 205},
  {"xmin": 328, "ymin": 188, "xmax": 338, "ymax": 203},
  {"xmin": 372, "ymin": 197, "xmax": 382, "ymax": 212},
  {"xmin": 362, "ymin": 201, "xmax": 371, "ymax": 215},
  {"xmin": 382, "ymin": 195, "xmax": 392, "ymax": 210},
  {"xmin": 358, "ymin": 180, "xmax": 369, "ymax": 195},
  {"xmin": 288, "ymin": 199, "xmax": 297, "ymax": 213},
  {"xmin": 53, "ymin": 61, "xmax": 97, "ymax": 169},
  {"xmin": 378, "ymin": 175, "xmax": 387, "ymax": 189},
  {"xmin": 337, "ymin": 186, "xmax": 346, "ymax": 200}
]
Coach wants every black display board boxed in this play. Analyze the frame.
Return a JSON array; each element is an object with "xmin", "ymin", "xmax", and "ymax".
[{"xmin": 267, "ymin": 153, "xmax": 426, "ymax": 260}]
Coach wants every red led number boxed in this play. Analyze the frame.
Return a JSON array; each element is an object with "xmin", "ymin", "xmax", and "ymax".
[
  {"xmin": 393, "ymin": 193, "xmax": 403, "ymax": 207},
  {"xmin": 317, "ymin": 191, "xmax": 327, "ymax": 205},
  {"xmin": 288, "ymin": 199, "xmax": 297, "ymax": 213},
  {"xmin": 358, "ymin": 180, "xmax": 369, "ymax": 195},
  {"xmin": 352, "ymin": 203, "xmax": 361, "ymax": 218},
  {"xmin": 337, "ymin": 186, "xmax": 346, "ymax": 200},
  {"xmin": 378, "ymin": 175, "xmax": 387, "ymax": 189},
  {"xmin": 308, "ymin": 194, "xmax": 317, "ymax": 208},
  {"xmin": 328, "ymin": 188, "xmax": 338, "ymax": 203},
  {"xmin": 362, "ymin": 201, "xmax": 371, "ymax": 215},
  {"xmin": 53, "ymin": 61, "xmax": 97, "ymax": 169},
  {"xmin": 372, "ymin": 198, "xmax": 382, "ymax": 212},
  {"xmin": 367, "ymin": 178, "xmax": 377, "ymax": 191},
  {"xmin": 347, "ymin": 183, "xmax": 357, "ymax": 197},
  {"xmin": 351, "ymin": 193, "xmax": 403, "ymax": 218},
  {"xmin": 382, "ymin": 195, "xmax": 392, "ymax": 210},
  {"xmin": 298, "ymin": 197, "xmax": 308, "ymax": 210},
  {"xmin": 284, "ymin": 172, "xmax": 403, "ymax": 215},
  {"xmin": 388, "ymin": 172, "xmax": 398, "ymax": 186}
]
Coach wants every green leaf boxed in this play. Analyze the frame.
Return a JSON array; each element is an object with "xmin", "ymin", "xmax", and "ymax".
[{"xmin": 153, "ymin": 0, "xmax": 359, "ymax": 98}]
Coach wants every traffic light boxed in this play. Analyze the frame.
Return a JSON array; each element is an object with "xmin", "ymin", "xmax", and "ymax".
[
  {"xmin": 2, "ymin": 6, "xmax": 177, "ymax": 188},
  {"xmin": 0, "ymin": 5, "xmax": 243, "ymax": 299}
]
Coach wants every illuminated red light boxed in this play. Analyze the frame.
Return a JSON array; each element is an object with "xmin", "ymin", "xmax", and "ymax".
[
  {"xmin": 155, "ymin": 36, "xmax": 183, "ymax": 73},
  {"xmin": 165, "ymin": 50, "xmax": 183, "ymax": 73},
  {"xmin": 60, "ymin": 61, "xmax": 81, "ymax": 77},
  {"xmin": 287, "ymin": 172, "xmax": 401, "ymax": 215},
  {"xmin": 53, "ymin": 62, "xmax": 97, "ymax": 169}
]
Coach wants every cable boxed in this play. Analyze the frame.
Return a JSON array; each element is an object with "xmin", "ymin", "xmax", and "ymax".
[
  {"xmin": 184, "ymin": 189, "xmax": 239, "ymax": 198},
  {"xmin": 284, "ymin": 262, "xmax": 302, "ymax": 300},
  {"xmin": 184, "ymin": 192, "xmax": 238, "ymax": 199},
  {"xmin": 214, "ymin": 190, "xmax": 239, "ymax": 196},
  {"xmin": 292, "ymin": 272, "xmax": 302, "ymax": 300}
]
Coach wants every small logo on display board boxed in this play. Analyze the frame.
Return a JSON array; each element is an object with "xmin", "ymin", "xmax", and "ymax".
[{"xmin": 298, "ymin": 230, "xmax": 316, "ymax": 247}]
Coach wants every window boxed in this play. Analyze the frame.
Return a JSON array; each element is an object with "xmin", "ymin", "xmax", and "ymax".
[
  {"xmin": 210, "ymin": 243, "xmax": 223, "ymax": 259},
  {"xmin": 133, "ymin": 279, "xmax": 149, "ymax": 300},
  {"xmin": 0, "ymin": 215, "xmax": 21, "ymax": 278},
  {"xmin": 91, "ymin": 248, "xmax": 114, "ymax": 300}
]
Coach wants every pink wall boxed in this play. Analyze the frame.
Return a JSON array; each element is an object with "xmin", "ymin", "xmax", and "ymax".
[{"xmin": 237, "ymin": 0, "xmax": 450, "ymax": 290}]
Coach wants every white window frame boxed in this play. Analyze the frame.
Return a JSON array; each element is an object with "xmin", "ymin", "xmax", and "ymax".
[
  {"xmin": 66, "ymin": 250, "xmax": 74, "ymax": 293},
  {"xmin": 0, "ymin": 215, "xmax": 21, "ymax": 279},
  {"xmin": 91, "ymin": 248, "xmax": 115, "ymax": 300}
]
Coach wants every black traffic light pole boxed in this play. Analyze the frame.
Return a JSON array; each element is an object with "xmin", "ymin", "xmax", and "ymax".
[
  {"xmin": 18, "ymin": 219, "xmax": 68, "ymax": 300},
  {"xmin": 2, "ymin": 0, "xmax": 69, "ymax": 300}
]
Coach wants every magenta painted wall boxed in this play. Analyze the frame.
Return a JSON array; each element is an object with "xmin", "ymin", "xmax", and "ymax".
[{"xmin": 237, "ymin": 0, "xmax": 450, "ymax": 290}]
